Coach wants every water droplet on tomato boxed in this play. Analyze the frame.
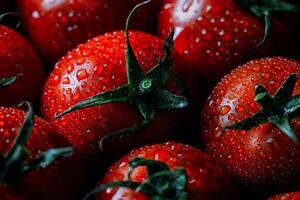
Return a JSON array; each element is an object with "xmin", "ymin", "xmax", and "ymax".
[
  {"xmin": 77, "ymin": 69, "xmax": 89, "ymax": 81},
  {"xmin": 67, "ymin": 64, "xmax": 74, "ymax": 74},
  {"xmin": 215, "ymin": 98, "xmax": 222, "ymax": 106},
  {"xmin": 62, "ymin": 77, "xmax": 70, "ymax": 84},
  {"xmin": 262, "ymin": 73, "xmax": 270, "ymax": 79},
  {"xmin": 94, "ymin": 65, "xmax": 103, "ymax": 75},
  {"xmin": 228, "ymin": 114, "xmax": 236, "ymax": 120},
  {"xmin": 77, "ymin": 58, "xmax": 86, "ymax": 65},
  {"xmin": 219, "ymin": 105, "xmax": 231, "ymax": 115},
  {"xmin": 256, "ymin": 144, "xmax": 262, "ymax": 150},
  {"xmin": 182, "ymin": 0, "xmax": 193, "ymax": 12},
  {"xmin": 60, "ymin": 94, "xmax": 66, "ymax": 102},
  {"xmin": 52, "ymin": 75, "xmax": 61, "ymax": 85},
  {"xmin": 66, "ymin": 88, "xmax": 72, "ymax": 95},
  {"xmin": 236, "ymin": 105, "xmax": 244, "ymax": 112},
  {"xmin": 71, "ymin": 89, "xmax": 81, "ymax": 101}
]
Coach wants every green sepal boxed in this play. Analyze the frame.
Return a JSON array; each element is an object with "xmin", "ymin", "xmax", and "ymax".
[
  {"xmin": 275, "ymin": 73, "xmax": 298, "ymax": 105},
  {"xmin": 83, "ymin": 181, "xmax": 141, "ymax": 200},
  {"xmin": 285, "ymin": 95, "xmax": 300, "ymax": 114},
  {"xmin": 254, "ymin": 85, "xmax": 283, "ymax": 115},
  {"xmin": 4, "ymin": 101, "xmax": 34, "ymax": 172},
  {"xmin": 55, "ymin": 85, "xmax": 132, "ymax": 119},
  {"xmin": 235, "ymin": 0, "xmax": 300, "ymax": 46},
  {"xmin": 128, "ymin": 157, "xmax": 170, "ymax": 178},
  {"xmin": 17, "ymin": 147, "xmax": 73, "ymax": 176},
  {"xmin": 268, "ymin": 116, "xmax": 299, "ymax": 144},
  {"xmin": 5, "ymin": 147, "xmax": 73, "ymax": 183},
  {"xmin": 84, "ymin": 157, "xmax": 188, "ymax": 200},
  {"xmin": 0, "ymin": 74, "xmax": 22, "ymax": 88},
  {"xmin": 223, "ymin": 110, "xmax": 268, "ymax": 133},
  {"xmin": 0, "ymin": 102, "xmax": 74, "ymax": 184},
  {"xmin": 99, "ymin": 103, "xmax": 154, "ymax": 150},
  {"xmin": 56, "ymin": 0, "xmax": 189, "ymax": 148},
  {"xmin": 124, "ymin": 1, "xmax": 148, "ymax": 85},
  {"xmin": 149, "ymin": 90, "xmax": 188, "ymax": 110},
  {"xmin": 136, "ymin": 168, "xmax": 188, "ymax": 200},
  {"xmin": 224, "ymin": 74, "xmax": 300, "ymax": 144}
]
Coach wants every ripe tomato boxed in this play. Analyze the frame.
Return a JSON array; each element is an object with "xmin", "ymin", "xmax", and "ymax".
[
  {"xmin": 87, "ymin": 142, "xmax": 237, "ymax": 200},
  {"xmin": 158, "ymin": 0, "xmax": 300, "ymax": 84},
  {"xmin": 0, "ymin": 103, "xmax": 85, "ymax": 200},
  {"xmin": 201, "ymin": 57, "xmax": 300, "ymax": 191},
  {"xmin": 0, "ymin": 25, "xmax": 45, "ymax": 108},
  {"xmin": 18, "ymin": 0, "xmax": 163, "ymax": 63}
]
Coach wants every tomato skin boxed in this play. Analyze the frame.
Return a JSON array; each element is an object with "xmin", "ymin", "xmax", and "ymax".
[
  {"xmin": 18, "ymin": 0, "xmax": 163, "ymax": 64},
  {"xmin": 201, "ymin": 57, "xmax": 300, "ymax": 191},
  {"xmin": 268, "ymin": 192, "xmax": 300, "ymax": 200},
  {"xmin": 41, "ymin": 30, "xmax": 198, "ymax": 180},
  {"xmin": 0, "ymin": 25, "xmax": 45, "ymax": 108},
  {"xmin": 158, "ymin": 0, "xmax": 298, "ymax": 84},
  {"xmin": 93, "ymin": 142, "xmax": 237, "ymax": 200},
  {"xmin": 0, "ymin": 107, "xmax": 85, "ymax": 200}
]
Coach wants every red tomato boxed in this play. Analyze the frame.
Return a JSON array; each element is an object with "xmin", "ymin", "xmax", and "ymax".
[
  {"xmin": 0, "ymin": 25, "xmax": 45, "ymax": 108},
  {"xmin": 41, "ymin": 27, "xmax": 199, "ymax": 182},
  {"xmin": 268, "ymin": 192, "xmax": 300, "ymax": 200},
  {"xmin": 0, "ymin": 105, "xmax": 85, "ymax": 200},
  {"xmin": 89, "ymin": 142, "xmax": 237, "ymax": 200},
  {"xmin": 158, "ymin": 0, "xmax": 299, "ymax": 84},
  {"xmin": 18, "ymin": 0, "xmax": 163, "ymax": 63},
  {"xmin": 201, "ymin": 57, "xmax": 300, "ymax": 192}
]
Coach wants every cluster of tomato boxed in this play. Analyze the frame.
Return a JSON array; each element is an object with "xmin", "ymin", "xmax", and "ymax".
[{"xmin": 0, "ymin": 0, "xmax": 300, "ymax": 200}]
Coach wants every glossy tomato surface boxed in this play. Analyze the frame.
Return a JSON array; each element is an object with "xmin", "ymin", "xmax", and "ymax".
[
  {"xmin": 18, "ymin": 0, "xmax": 163, "ymax": 63},
  {"xmin": 201, "ymin": 57, "xmax": 300, "ymax": 191},
  {"xmin": 0, "ymin": 107, "xmax": 85, "ymax": 200},
  {"xmin": 158, "ymin": 0, "xmax": 298, "ymax": 84},
  {"xmin": 0, "ymin": 25, "xmax": 45, "ymax": 108},
  {"xmin": 95, "ymin": 142, "xmax": 237, "ymax": 200},
  {"xmin": 41, "ymin": 30, "xmax": 198, "ymax": 179}
]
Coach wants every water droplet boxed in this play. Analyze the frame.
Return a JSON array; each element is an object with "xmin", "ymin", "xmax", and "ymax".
[
  {"xmin": 60, "ymin": 94, "xmax": 66, "ymax": 102},
  {"xmin": 219, "ymin": 105, "xmax": 231, "ymax": 115},
  {"xmin": 215, "ymin": 98, "xmax": 222, "ymax": 106},
  {"xmin": 71, "ymin": 88, "xmax": 81, "ymax": 101},
  {"xmin": 77, "ymin": 58, "xmax": 86, "ymax": 65},
  {"xmin": 235, "ymin": 105, "xmax": 244, "ymax": 112},
  {"xmin": 182, "ymin": 0, "xmax": 193, "ymax": 12},
  {"xmin": 32, "ymin": 11, "xmax": 40, "ymax": 19},
  {"xmin": 76, "ymin": 69, "xmax": 89, "ymax": 81},
  {"xmin": 262, "ymin": 73, "xmax": 270, "ymax": 79},
  {"xmin": 67, "ymin": 64, "xmax": 74, "ymax": 74},
  {"xmin": 66, "ymin": 88, "xmax": 72, "ymax": 95},
  {"xmin": 52, "ymin": 75, "xmax": 61, "ymax": 85},
  {"xmin": 219, "ymin": 30, "xmax": 225, "ymax": 36},
  {"xmin": 228, "ymin": 114, "xmax": 236, "ymax": 120},
  {"xmin": 94, "ymin": 65, "xmax": 103, "ymax": 75},
  {"xmin": 62, "ymin": 77, "xmax": 70, "ymax": 84},
  {"xmin": 256, "ymin": 144, "xmax": 262, "ymax": 150}
]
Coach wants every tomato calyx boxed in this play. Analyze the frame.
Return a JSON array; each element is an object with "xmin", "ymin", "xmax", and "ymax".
[
  {"xmin": 235, "ymin": 0, "xmax": 300, "ymax": 46},
  {"xmin": 0, "ymin": 74, "xmax": 22, "ymax": 88},
  {"xmin": 55, "ymin": 1, "xmax": 189, "ymax": 149},
  {"xmin": 224, "ymin": 74, "xmax": 300, "ymax": 144},
  {"xmin": 84, "ymin": 157, "xmax": 188, "ymax": 200},
  {"xmin": 0, "ymin": 102, "xmax": 73, "ymax": 185}
]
